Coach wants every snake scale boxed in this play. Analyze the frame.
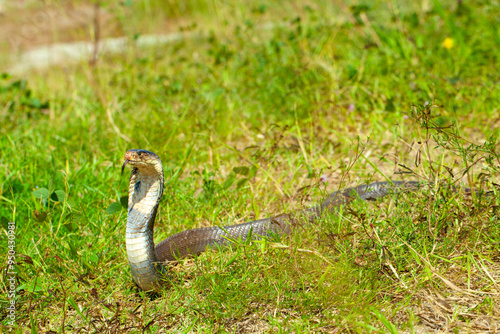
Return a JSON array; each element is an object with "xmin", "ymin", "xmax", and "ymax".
[{"xmin": 122, "ymin": 149, "xmax": 421, "ymax": 291}]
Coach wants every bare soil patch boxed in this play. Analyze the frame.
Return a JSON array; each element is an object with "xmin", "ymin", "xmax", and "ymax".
[{"xmin": 0, "ymin": 2, "xmax": 121, "ymax": 53}]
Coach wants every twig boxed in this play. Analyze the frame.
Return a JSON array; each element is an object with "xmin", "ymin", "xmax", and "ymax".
[{"xmin": 90, "ymin": 1, "xmax": 101, "ymax": 68}]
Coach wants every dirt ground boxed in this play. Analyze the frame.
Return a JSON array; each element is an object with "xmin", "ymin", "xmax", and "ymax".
[{"xmin": 0, "ymin": 1, "xmax": 122, "ymax": 54}]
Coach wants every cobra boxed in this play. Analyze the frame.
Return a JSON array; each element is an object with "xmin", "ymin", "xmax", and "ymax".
[{"xmin": 123, "ymin": 149, "xmax": 420, "ymax": 291}]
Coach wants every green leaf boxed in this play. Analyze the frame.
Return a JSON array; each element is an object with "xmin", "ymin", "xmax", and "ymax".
[
  {"xmin": 236, "ymin": 178, "xmax": 248, "ymax": 189},
  {"xmin": 53, "ymin": 190, "xmax": 66, "ymax": 202},
  {"xmin": 63, "ymin": 220, "xmax": 77, "ymax": 232},
  {"xmin": 89, "ymin": 253, "xmax": 99, "ymax": 263},
  {"xmin": 65, "ymin": 212, "xmax": 79, "ymax": 223},
  {"xmin": 106, "ymin": 202, "xmax": 123, "ymax": 214},
  {"xmin": 67, "ymin": 296, "xmax": 87, "ymax": 321},
  {"xmin": 30, "ymin": 313, "xmax": 38, "ymax": 334},
  {"xmin": 26, "ymin": 277, "xmax": 44, "ymax": 293},
  {"xmin": 32, "ymin": 188, "xmax": 49, "ymax": 200},
  {"xmin": 222, "ymin": 173, "xmax": 236, "ymax": 189},
  {"xmin": 11, "ymin": 79, "xmax": 26, "ymax": 89},
  {"xmin": 318, "ymin": 266, "xmax": 332, "ymax": 290},
  {"xmin": 248, "ymin": 165, "xmax": 258, "ymax": 178},
  {"xmin": 233, "ymin": 166, "xmax": 250, "ymax": 176},
  {"xmin": 1, "ymin": 216, "xmax": 9, "ymax": 230},
  {"xmin": 370, "ymin": 307, "xmax": 398, "ymax": 334},
  {"xmin": 22, "ymin": 97, "xmax": 49, "ymax": 109},
  {"xmin": 120, "ymin": 195, "xmax": 129, "ymax": 209},
  {"xmin": 66, "ymin": 240, "xmax": 78, "ymax": 259},
  {"xmin": 33, "ymin": 210, "xmax": 47, "ymax": 223},
  {"xmin": 66, "ymin": 199, "xmax": 77, "ymax": 209},
  {"xmin": 48, "ymin": 179, "xmax": 55, "ymax": 194},
  {"xmin": 223, "ymin": 254, "xmax": 238, "ymax": 268}
]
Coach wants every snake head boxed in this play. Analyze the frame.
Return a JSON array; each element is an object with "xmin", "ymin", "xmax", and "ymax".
[{"xmin": 122, "ymin": 149, "xmax": 162, "ymax": 175}]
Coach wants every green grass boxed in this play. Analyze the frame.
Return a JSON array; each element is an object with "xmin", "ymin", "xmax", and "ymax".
[{"xmin": 1, "ymin": 0, "xmax": 499, "ymax": 332}]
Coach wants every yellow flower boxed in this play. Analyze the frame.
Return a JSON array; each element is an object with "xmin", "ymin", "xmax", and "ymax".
[{"xmin": 443, "ymin": 38, "xmax": 454, "ymax": 49}]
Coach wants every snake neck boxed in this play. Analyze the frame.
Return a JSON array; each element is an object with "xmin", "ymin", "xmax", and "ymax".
[{"xmin": 126, "ymin": 164, "xmax": 164, "ymax": 291}]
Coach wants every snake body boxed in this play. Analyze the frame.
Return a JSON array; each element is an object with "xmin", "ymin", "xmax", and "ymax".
[{"xmin": 123, "ymin": 149, "xmax": 420, "ymax": 291}]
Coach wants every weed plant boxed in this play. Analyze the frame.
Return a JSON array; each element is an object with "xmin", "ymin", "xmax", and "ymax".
[{"xmin": 0, "ymin": 0, "xmax": 499, "ymax": 332}]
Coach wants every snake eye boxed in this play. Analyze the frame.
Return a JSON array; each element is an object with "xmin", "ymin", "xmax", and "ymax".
[{"xmin": 138, "ymin": 152, "xmax": 142, "ymax": 156}]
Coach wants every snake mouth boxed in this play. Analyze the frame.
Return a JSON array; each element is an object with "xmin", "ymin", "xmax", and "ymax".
[{"xmin": 123, "ymin": 150, "xmax": 139, "ymax": 174}]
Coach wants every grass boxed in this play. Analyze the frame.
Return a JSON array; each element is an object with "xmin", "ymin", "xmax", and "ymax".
[{"xmin": 1, "ymin": 0, "xmax": 499, "ymax": 332}]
